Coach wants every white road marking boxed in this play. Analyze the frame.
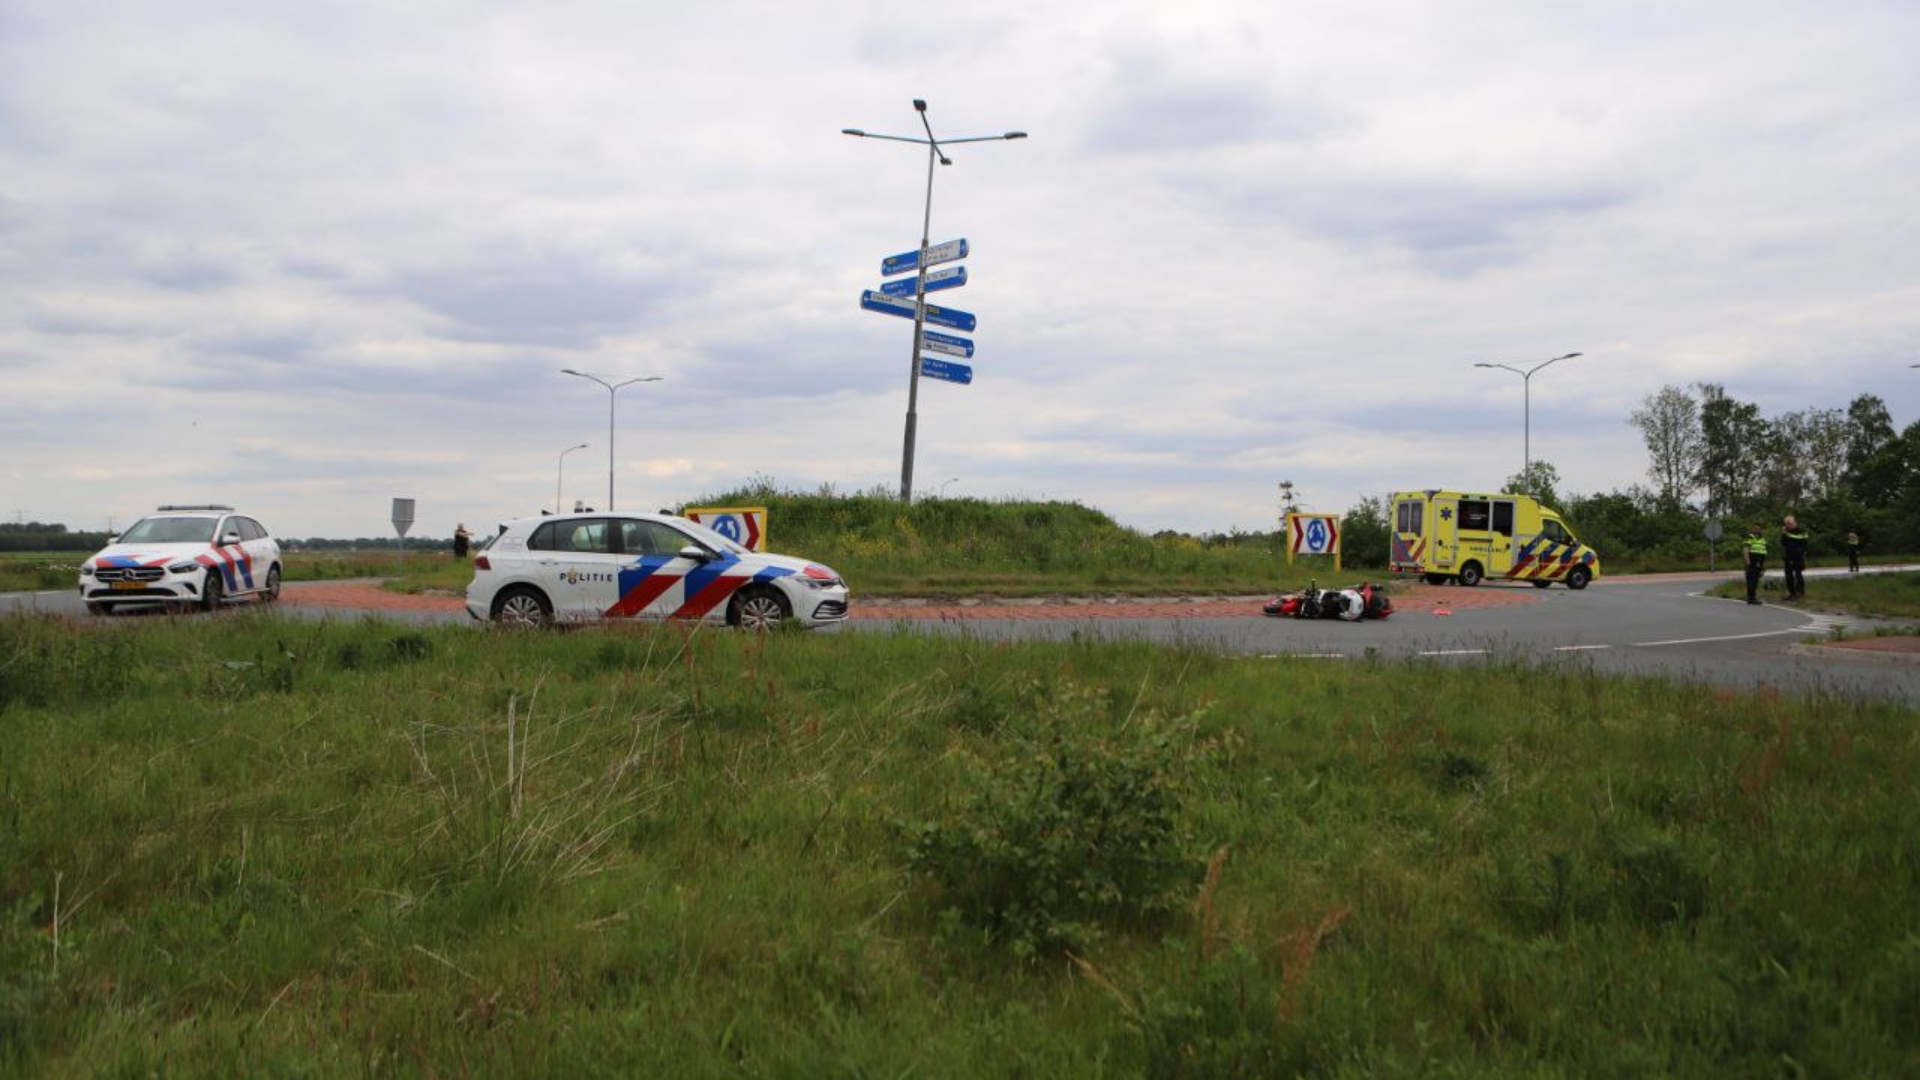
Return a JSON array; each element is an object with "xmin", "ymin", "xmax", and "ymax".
[
  {"xmin": 1417, "ymin": 649, "xmax": 1489, "ymax": 657},
  {"xmin": 1554, "ymin": 644, "xmax": 1611, "ymax": 651},
  {"xmin": 1633, "ymin": 627, "xmax": 1815, "ymax": 647},
  {"xmin": 1255, "ymin": 653, "xmax": 1347, "ymax": 659}
]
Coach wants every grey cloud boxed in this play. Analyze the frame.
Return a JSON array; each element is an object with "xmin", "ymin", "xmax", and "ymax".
[{"xmin": 394, "ymin": 252, "xmax": 685, "ymax": 348}]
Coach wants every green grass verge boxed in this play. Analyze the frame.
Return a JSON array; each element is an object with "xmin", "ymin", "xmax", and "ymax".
[
  {"xmin": 1707, "ymin": 570, "xmax": 1920, "ymax": 620},
  {"xmin": 2, "ymin": 613, "xmax": 1915, "ymax": 1077}
]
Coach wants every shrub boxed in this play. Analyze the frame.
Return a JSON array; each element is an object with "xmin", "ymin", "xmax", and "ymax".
[{"xmin": 901, "ymin": 686, "xmax": 1207, "ymax": 959}]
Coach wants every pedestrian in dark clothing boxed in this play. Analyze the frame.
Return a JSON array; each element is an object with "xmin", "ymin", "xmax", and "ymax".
[
  {"xmin": 453, "ymin": 523, "xmax": 472, "ymax": 560},
  {"xmin": 1847, "ymin": 531, "xmax": 1861, "ymax": 572},
  {"xmin": 1781, "ymin": 515, "xmax": 1808, "ymax": 600},
  {"xmin": 1742, "ymin": 524, "xmax": 1767, "ymax": 605}
]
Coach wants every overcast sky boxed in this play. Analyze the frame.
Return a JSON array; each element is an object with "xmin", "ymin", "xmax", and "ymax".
[{"xmin": 5, "ymin": 0, "xmax": 1917, "ymax": 540}]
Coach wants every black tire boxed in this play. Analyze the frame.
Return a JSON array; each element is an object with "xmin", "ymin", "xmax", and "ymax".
[
  {"xmin": 1566, "ymin": 566, "xmax": 1592, "ymax": 591},
  {"xmin": 730, "ymin": 586, "xmax": 791, "ymax": 631},
  {"xmin": 1457, "ymin": 562, "xmax": 1484, "ymax": 587},
  {"xmin": 1532, "ymin": 579, "xmax": 1553, "ymax": 589},
  {"xmin": 1423, "ymin": 573, "xmax": 1448, "ymax": 586},
  {"xmin": 491, "ymin": 586, "xmax": 552, "ymax": 627},
  {"xmin": 200, "ymin": 570, "xmax": 225, "ymax": 611},
  {"xmin": 85, "ymin": 601, "xmax": 112, "ymax": 616},
  {"xmin": 261, "ymin": 564, "xmax": 282, "ymax": 602}
]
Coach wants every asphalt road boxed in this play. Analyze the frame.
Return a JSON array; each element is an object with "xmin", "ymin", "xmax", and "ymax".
[
  {"xmin": 846, "ymin": 567, "xmax": 1920, "ymax": 704},
  {"xmin": 7, "ymin": 567, "xmax": 1915, "ymax": 703}
]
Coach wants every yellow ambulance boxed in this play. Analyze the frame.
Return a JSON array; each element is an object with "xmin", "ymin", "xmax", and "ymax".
[{"xmin": 1389, "ymin": 489, "xmax": 1601, "ymax": 589}]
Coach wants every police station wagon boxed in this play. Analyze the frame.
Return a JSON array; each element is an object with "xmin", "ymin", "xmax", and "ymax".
[{"xmin": 466, "ymin": 512, "xmax": 849, "ymax": 630}]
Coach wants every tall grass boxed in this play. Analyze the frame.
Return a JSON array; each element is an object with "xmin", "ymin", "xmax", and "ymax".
[{"xmin": 1, "ymin": 612, "xmax": 1915, "ymax": 1077}]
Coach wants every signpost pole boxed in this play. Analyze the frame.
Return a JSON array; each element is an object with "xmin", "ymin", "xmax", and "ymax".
[
  {"xmin": 901, "ymin": 137, "xmax": 936, "ymax": 505},
  {"xmin": 843, "ymin": 102, "xmax": 1026, "ymax": 505}
]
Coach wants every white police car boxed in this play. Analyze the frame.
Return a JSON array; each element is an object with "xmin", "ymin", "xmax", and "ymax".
[
  {"xmin": 466, "ymin": 512, "xmax": 849, "ymax": 630},
  {"xmin": 78, "ymin": 505, "xmax": 283, "ymax": 614}
]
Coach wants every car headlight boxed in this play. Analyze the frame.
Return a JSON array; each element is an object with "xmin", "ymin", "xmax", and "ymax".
[
  {"xmin": 79, "ymin": 564, "xmax": 94, "ymax": 577},
  {"xmin": 168, "ymin": 561, "xmax": 201, "ymax": 574},
  {"xmin": 798, "ymin": 565, "xmax": 843, "ymax": 588}
]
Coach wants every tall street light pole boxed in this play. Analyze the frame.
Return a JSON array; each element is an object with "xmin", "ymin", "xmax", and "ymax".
[
  {"xmin": 1473, "ymin": 352, "xmax": 1582, "ymax": 494},
  {"xmin": 555, "ymin": 442, "xmax": 589, "ymax": 515},
  {"xmin": 843, "ymin": 100, "xmax": 1026, "ymax": 504},
  {"xmin": 560, "ymin": 370, "xmax": 662, "ymax": 511}
]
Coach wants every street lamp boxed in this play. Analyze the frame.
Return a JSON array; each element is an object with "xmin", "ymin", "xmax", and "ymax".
[
  {"xmin": 560, "ymin": 369, "xmax": 662, "ymax": 511},
  {"xmin": 555, "ymin": 442, "xmax": 589, "ymax": 515},
  {"xmin": 937, "ymin": 477, "xmax": 960, "ymax": 498},
  {"xmin": 843, "ymin": 99, "xmax": 1026, "ymax": 504},
  {"xmin": 1473, "ymin": 352, "xmax": 1582, "ymax": 493}
]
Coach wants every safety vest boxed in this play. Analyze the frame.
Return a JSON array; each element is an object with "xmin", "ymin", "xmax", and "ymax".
[{"xmin": 1744, "ymin": 534, "xmax": 1768, "ymax": 557}]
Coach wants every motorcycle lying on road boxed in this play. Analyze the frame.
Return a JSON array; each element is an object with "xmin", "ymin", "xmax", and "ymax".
[{"xmin": 1262, "ymin": 580, "xmax": 1394, "ymax": 621}]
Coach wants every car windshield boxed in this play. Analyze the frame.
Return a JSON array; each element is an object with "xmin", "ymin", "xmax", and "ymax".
[
  {"xmin": 671, "ymin": 518, "xmax": 750, "ymax": 555},
  {"xmin": 118, "ymin": 516, "xmax": 218, "ymax": 544}
]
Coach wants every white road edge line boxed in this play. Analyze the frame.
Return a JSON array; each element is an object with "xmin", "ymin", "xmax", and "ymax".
[
  {"xmin": 1554, "ymin": 644, "xmax": 1611, "ymax": 651},
  {"xmin": 1417, "ymin": 649, "xmax": 1489, "ymax": 657},
  {"xmin": 1633, "ymin": 627, "xmax": 1817, "ymax": 647}
]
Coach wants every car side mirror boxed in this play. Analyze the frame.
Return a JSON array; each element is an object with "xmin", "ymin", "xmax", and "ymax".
[
  {"xmin": 677, "ymin": 545, "xmax": 711, "ymax": 562},
  {"xmin": 222, "ymin": 531, "xmax": 241, "ymax": 545}
]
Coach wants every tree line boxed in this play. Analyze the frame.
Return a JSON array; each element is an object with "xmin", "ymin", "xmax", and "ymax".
[{"xmin": 1607, "ymin": 383, "xmax": 1916, "ymax": 558}]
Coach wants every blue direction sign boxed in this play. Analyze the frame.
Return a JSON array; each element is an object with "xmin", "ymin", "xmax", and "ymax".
[
  {"xmin": 859, "ymin": 291, "xmax": 977, "ymax": 333},
  {"xmin": 879, "ymin": 265, "xmax": 967, "ymax": 298},
  {"xmin": 919, "ymin": 329, "xmax": 974, "ymax": 358},
  {"xmin": 881, "ymin": 238, "xmax": 968, "ymax": 278},
  {"xmin": 919, "ymin": 357, "xmax": 973, "ymax": 385}
]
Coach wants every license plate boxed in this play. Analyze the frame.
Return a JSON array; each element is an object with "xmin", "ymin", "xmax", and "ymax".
[{"xmin": 109, "ymin": 581, "xmax": 146, "ymax": 591}]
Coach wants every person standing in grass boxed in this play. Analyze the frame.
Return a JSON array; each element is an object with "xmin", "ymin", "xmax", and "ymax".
[
  {"xmin": 1781, "ymin": 515, "xmax": 1809, "ymax": 600},
  {"xmin": 1742, "ymin": 523, "xmax": 1768, "ymax": 605},
  {"xmin": 1847, "ymin": 529, "xmax": 1861, "ymax": 572},
  {"xmin": 453, "ymin": 523, "xmax": 473, "ymax": 560}
]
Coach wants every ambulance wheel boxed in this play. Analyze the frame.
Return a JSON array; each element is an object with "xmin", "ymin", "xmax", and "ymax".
[
  {"xmin": 492, "ymin": 586, "xmax": 552, "ymax": 627},
  {"xmin": 1458, "ymin": 562, "xmax": 1484, "ymax": 587},
  {"xmin": 1532, "ymin": 579, "xmax": 1553, "ymax": 589},
  {"xmin": 730, "ymin": 586, "xmax": 790, "ymax": 632},
  {"xmin": 1566, "ymin": 567, "xmax": 1592, "ymax": 591},
  {"xmin": 1423, "ymin": 573, "xmax": 1448, "ymax": 586},
  {"xmin": 200, "ymin": 571, "xmax": 225, "ymax": 611}
]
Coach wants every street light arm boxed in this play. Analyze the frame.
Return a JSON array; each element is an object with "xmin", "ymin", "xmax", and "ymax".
[
  {"xmin": 611, "ymin": 375, "xmax": 663, "ymax": 392},
  {"xmin": 940, "ymin": 133, "xmax": 1029, "ymax": 145},
  {"xmin": 1528, "ymin": 351, "xmax": 1582, "ymax": 377},
  {"xmin": 844, "ymin": 130, "xmax": 935, "ymax": 146},
  {"xmin": 1474, "ymin": 362, "xmax": 1525, "ymax": 377}
]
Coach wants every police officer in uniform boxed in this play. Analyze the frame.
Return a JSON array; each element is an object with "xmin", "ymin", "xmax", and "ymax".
[
  {"xmin": 1742, "ymin": 524, "xmax": 1767, "ymax": 605},
  {"xmin": 1781, "ymin": 515, "xmax": 1809, "ymax": 600}
]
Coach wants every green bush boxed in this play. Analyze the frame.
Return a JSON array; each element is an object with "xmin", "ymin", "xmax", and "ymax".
[{"xmin": 901, "ymin": 685, "xmax": 1206, "ymax": 959}]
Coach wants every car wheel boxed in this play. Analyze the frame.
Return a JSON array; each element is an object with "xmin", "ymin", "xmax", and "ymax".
[
  {"xmin": 1566, "ymin": 566, "xmax": 1592, "ymax": 591},
  {"xmin": 1532, "ymin": 579, "xmax": 1553, "ymax": 589},
  {"xmin": 731, "ymin": 587, "xmax": 790, "ymax": 631},
  {"xmin": 492, "ymin": 586, "xmax": 552, "ymax": 627},
  {"xmin": 201, "ymin": 570, "xmax": 225, "ymax": 611},
  {"xmin": 1457, "ymin": 562, "xmax": 1483, "ymax": 587},
  {"xmin": 85, "ymin": 601, "xmax": 112, "ymax": 616},
  {"xmin": 262, "ymin": 564, "xmax": 282, "ymax": 603},
  {"xmin": 1423, "ymin": 573, "xmax": 1448, "ymax": 586}
]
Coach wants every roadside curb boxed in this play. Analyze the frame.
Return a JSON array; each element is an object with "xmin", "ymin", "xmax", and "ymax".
[{"xmin": 1783, "ymin": 641, "xmax": 1920, "ymax": 666}]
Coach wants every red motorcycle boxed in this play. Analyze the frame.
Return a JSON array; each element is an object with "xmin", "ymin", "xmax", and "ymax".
[{"xmin": 1263, "ymin": 580, "xmax": 1393, "ymax": 621}]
